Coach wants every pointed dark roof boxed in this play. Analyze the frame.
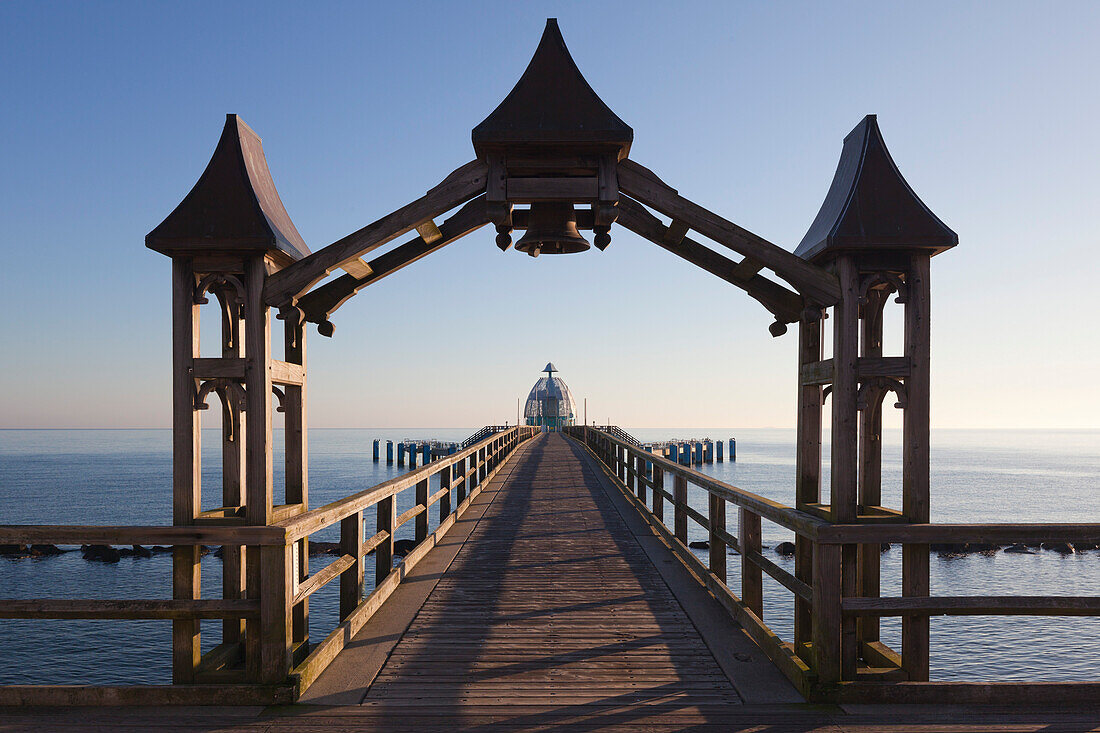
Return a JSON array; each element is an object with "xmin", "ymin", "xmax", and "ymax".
[
  {"xmin": 543, "ymin": 362, "xmax": 558, "ymax": 374},
  {"xmin": 796, "ymin": 115, "xmax": 957, "ymax": 263},
  {"xmin": 472, "ymin": 19, "xmax": 632, "ymax": 158},
  {"xmin": 147, "ymin": 115, "xmax": 310, "ymax": 260}
]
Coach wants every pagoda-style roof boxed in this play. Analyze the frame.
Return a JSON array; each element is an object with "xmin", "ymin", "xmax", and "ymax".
[
  {"xmin": 472, "ymin": 19, "xmax": 633, "ymax": 159},
  {"xmin": 147, "ymin": 114, "xmax": 310, "ymax": 261},
  {"xmin": 795, "ymin": 115, "xmax": 957, "ymax": 263}
]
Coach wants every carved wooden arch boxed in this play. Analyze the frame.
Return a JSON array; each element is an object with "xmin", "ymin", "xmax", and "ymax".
[
  {"xmin": 194, "ymin": 379, "xmax": 247, "ymax": 440},
  {"xmin": 857, "ymin": 377, "xmax": 908, "ymax": 412},
  {"xmin": 194, "ymin": 273, "xmax": 246, "ymax": 351}
]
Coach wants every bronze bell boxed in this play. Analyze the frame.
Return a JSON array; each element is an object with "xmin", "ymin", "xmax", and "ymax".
[{"xmin": 514, "ymin": 202, "xmax": 590, "ymax": 257}]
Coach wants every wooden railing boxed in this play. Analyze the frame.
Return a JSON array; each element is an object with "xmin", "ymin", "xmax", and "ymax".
[
  {"xmin": 0, "ymin": 426, "xmax": 537, "ymax": 704},
  {"xmin": 568, "ymin": 426, "xmax": 1100, "ymax": 703}
]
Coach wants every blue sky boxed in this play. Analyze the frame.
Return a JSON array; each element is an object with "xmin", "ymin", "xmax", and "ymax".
[{"xmin": 1, "ymin": 1, "xmax": 1097, "ymax": 429}]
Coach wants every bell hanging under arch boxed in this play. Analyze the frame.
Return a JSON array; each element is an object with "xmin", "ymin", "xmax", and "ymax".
[{"xmin": 514, "ymin": 202, "xmax": 590, "ymax": 257}]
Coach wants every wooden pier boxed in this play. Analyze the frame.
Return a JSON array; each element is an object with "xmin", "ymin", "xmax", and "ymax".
[{"xmin": 1, "ymin": 17, "xmax": 1099, "ymax": 731}]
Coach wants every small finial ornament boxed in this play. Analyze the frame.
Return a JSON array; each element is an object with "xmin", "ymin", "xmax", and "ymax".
[
  {"xmin": 593, "ymin": 226, "xmax": 611, "ymax": 251},
  {"xmin": 495, "ymin": 223, "xmax": 513, "ymax": 251}
]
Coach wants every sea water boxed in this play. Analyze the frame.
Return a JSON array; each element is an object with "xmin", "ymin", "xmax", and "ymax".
[{"xmin": 0, "ymin": 428, "xmax": 1096, "ymax": 684}]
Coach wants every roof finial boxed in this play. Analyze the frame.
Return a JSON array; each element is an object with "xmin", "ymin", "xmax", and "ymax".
[{"xmin": 544, "ymin": 362, "xmax": 558, "ymax": 374}]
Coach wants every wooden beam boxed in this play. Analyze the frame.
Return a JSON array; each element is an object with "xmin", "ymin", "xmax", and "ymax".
[
  {"xmin": 0, "ymin": 524, "xmax": 284, "ymax": 545},
  {"xmin": 270, "ymin": 360, "xmax": 304, "ymax": 386},
  {"xmin": 0, "ymin": 599, "xmax": 259, "ymax": 620},
  {"xmin": 801, "ymin": 358, "xmax": 834, "ymax": 386},
  {"xmin": 295, "ymin": 196, "xmax": 491, "ymax": 328},
  {"xmin": 193, "ymin": 357, "xmax": 247, "ymax": 380},
  {"xmin": 616, "ymin": 196, "xmax": 803, "ymax": 322},
  {"xmin": 506, "ymin": 176, "xmax": 598, "ymax": 201},
  {"xmin": 340, "ymin": 258, "xmax": 373, "ymax": 278},
  {"xmin": 618, "ymin": 159, "xmax": 841, "ymax": 304},
  {"xmin": 661, "ymin": 218, "xmax": 690, "ymax": 246},
  {"xmin": 263, "ymin": 160, "xmax": 488, "ymax": 306},
  {"xmin": 843, "ymin": 596, "xmax": 1100, "ymax": 617}
]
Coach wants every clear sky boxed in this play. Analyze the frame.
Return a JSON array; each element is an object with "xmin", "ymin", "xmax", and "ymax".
[{"xmin": 1, "ymin": 1, "xmax": 1097, "ymax": 430}]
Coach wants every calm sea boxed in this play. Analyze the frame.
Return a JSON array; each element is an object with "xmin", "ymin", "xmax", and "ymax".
[{"xmin": 0, "ymin": 428, "xmax": 1097, "ymax": 685}]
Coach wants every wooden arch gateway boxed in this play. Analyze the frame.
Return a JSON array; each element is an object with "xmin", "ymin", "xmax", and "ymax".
[{"xmin": 143, "ymin": 19, "xmax": 963, "ymax": 700}]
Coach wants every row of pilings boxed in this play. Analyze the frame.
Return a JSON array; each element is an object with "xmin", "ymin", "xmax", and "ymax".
[{"xmin": 372, "ymin": 439, "xmax": 460, "ymax": 468}]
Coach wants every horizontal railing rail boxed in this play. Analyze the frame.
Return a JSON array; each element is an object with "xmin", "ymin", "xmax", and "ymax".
[
  {"xmin": 0, "ymin": 425, "xmax": 538, "ymax": 700},
  {"xmin": 568, "ymin": 426, "xmax": 1100, "ymax": 702}
]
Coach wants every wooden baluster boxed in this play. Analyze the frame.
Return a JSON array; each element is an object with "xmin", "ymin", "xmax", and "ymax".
[
  {"xmin": 439, "ymin": 466, "xmax": 451, "ymax": 521},
  {"xmin": 340, "ymin": 511, "xmax": 364, "ymax": 619},
  {"xmin": 652, "ymin": 466, "xmax": 664, "ymax": 523},
  {"xmin": 259, "ymin": 542, "xmax": 293, "ymax": 683},
  {"xmin": 415, "ymin": 478, "xmax": 429, "ymax": 543},
  {"xmin": 376, "ymin": 496, "xmax": 394, "ymax": 587},
  {"xmin": 740, "ymin": 509, "xmax": 762, "ymax": 617},
  {"xmin": 710, "ymin": 493, "xmax": 727, "ymax": 584},
  {"xmin": 636, "ymin": 454, "xmax": 647, "ymax": 503},
  {"xmin": 812, "ymin": 542, "xmax": 843, "ymax": 684},
  {"xmin": 673, "ymin": 474, "xmax": 688, "ymax": 544},
  {"xmin": 626, "ymin": 449, "xmax": 636, "ymax": 493}
]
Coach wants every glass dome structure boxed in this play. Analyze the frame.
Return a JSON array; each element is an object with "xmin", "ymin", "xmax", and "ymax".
[{"xmin": 523, "ymin": 363, "xmax": 577, "ymax": 431}]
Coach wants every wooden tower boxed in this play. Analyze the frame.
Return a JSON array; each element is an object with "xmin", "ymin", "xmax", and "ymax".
[
  {"xmin": 146, "ymin": 115, "xmax": 311, "ymax": 682},
  {"xmin": 792, "ymin": 115, "xmax": 958, "ymax": 683}
]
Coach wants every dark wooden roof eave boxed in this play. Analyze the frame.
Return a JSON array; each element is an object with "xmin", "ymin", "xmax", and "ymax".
[
  {"xmin": 471, "ymin": 19, "xmax": 633, "ymax": 159},
  {"xmin": 146, "ymin": 115, "xmax": 310, "ymax": 262},
  {"xmin": 796, "ymin": 115, "xmax": 957, "ymax": 263}
]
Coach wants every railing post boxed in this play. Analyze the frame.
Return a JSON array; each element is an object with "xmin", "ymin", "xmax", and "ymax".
[
  {"xmin": 652, "ymin": 466, "xmax": 664, "ymax": 522},
  {"xmin": 709, "ymin": 493, "xmax": 726, "ymax": 583},
  {"xmin": 626, "ymin": 448, "xmax": 636, "ymax": 493},
  {"xmin": 812, "ymin": 541, "xmax": 843, "ymax": 685},
  {"xmin": 376, "ymin": 495, "xmax": 394, "ymax": 586},
  {"xmin": 340, "ymin": 511, "xmax": 364, "ymax": 619},
  {"xmin": 259, "ymin": 542, "xmax": 293, "ymax": 684},
  {"xmin": 739, "ymin": 508, "xmax": 762, "ymax": 617},
  {"xmin": 415, "ymin": 478, "xmax": 429, "ymax": 543},
  {"xmin": 439, "ymin": 465, "xmax": 451, "ymax": 521},
  {"xmin": 673, "ymin": 474, "xmax": 688, "ymax": 544}
]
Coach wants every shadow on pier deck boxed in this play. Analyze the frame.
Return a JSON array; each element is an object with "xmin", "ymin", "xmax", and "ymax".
[{"xmin": 298, "ymin": 431, "xmax": 798, "ymax": 724}]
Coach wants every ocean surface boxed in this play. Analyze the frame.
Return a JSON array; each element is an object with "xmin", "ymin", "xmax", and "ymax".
[{"xmin": 0, "ymin": 428, "xmax": 1097, "ymax": 685}]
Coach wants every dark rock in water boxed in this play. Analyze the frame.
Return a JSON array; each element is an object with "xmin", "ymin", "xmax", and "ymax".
[
  {"xmin": 30, "ymin": 544, "xmax": 65, "ymax": 556},
  {"xmin": 727, "ymin": 547, "xmax": 740, "ymax": 555},
  {"xmin": 880, "ymin": 543, "xmax": 891, "ymax": 552},
  {"xmin": 308, "ymin": 542, "xmax": 342, "ymax": 556},
  {"xmin": 931, "ymin": 542, "xmax": 966, "ymax": 553},
  {"xmin": 1041, "ymin": 542, "xmax": 1075, "ymax": 554},
  {"xmin": 1, "ymin": 544, "xmax": 29, "ymax": 558},
  {"xmin": 213, "ymin": 546, "xmax": 225, "ymax": 558},
  {"xmin": 688, "ymin": 540, "xmax": 709, "ymax": 550},
  {"xmin": 1004, "ymin": 544, "xmax": 1034, "ymax": 554},
  {"xmin": 393, "ymin": 539, "xmax": 417, "ymax": 557},
  {"xmin": 83, "ymin": 545, "xmax": 121, "ymax": 563},
  {"xmin": 151, "ymin": 546, "xmax": 173, "ymax": 554},
  {"xmin": 774, "ymin": 542, "xmax": 796, "ymax": 556},
  {"xmin": 1075, "ymin": 542, "xmax": 1100, "ymax": 551},
  {"xmin": 968, "ymin": 543, "xmax": 1000, "ymax": 554},
  {"xmin": 119, "ymin": 545, "xmax": 153, "ymax": 558}
]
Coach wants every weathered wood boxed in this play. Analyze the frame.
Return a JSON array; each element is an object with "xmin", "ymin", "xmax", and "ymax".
[
  {"xmin": 0, "ymin": 599, "xmax": 260, "ymax": 620},
  {"xmin": 745, "ymin": 549, "xmax": 813, "ymax": 601},
  {"xmin": 618, "ymin": 159, "xmax": 841, "ymax": 304},
  {"xmin": 263, "ymin": 160, "xmax": 488, "ymax": 306},
  {"xmin": 800, "ymin": 358, "xmax": 834, "ymax": 385},
  {"xmin": 395, "ymin": 503, "xmax": 426, "ymax": 529},
  {"xmin": 795, "ymin": 317, "xmax": 822, "ymax": 657},
  {"xmin": 652, "ymin": 465, "xmax": 664, "ymax": 522},
  {"xmin": 507, "ymin": 176, "xmax": 598, "ymax": 201},
  {"xmin": 673, "ymin": 474, "xmax": 688, "ymax": 543},
  {"xmin": 269, "ymin": 359, "xmax": 304, "ymax": 386},
  {"xmin": 295, "ymin": 196, "xmax": 491, "ymax": 328},
  {"xmin": 831, "ymin": 255, "xmax": 859, "ymax": 523},
  {"xmin": 193, "ymin": 357, "xmax": 247, "ymax": 379},
  {"xmin": 0, "ymin": 524, "xmax": 283, "ymax": 544},
  {"xmin": 339, "ymin": 511, "xmax": 364, "ymax": 619},
  {"xmin": 858, "ymin": 288, "xmax": 888, "ymax": 645},
  {"xmin": 296, "ymin": 553, "xmax": 356, "ymax": 606},
  {"xmin": 259, "ymin": 543, "xmax": 293, "ymax": 684},
  {"xmin": 709, "ymin": 492, "xmax": 726, "ymax": 583},
  {"xmin": 0, "ymin": 684, "xmax": 295, "ymax": 706},
  {"xmin": 740, "ymin": 509, "xmax": 762, "ymax": 617},
  {"xmin": 816, "ymin": 523, "xmax": 1100, "ymax": 544},
  {"xmin": 616, "ymin": 196, "xmax": 804, "ymax": 322},
  {"xmin": 376, "ymin": 496, "xmax": 395, "ymax": 587},
  {"xmin": 812, "ymin": 542, "xmax": 842, "ymax": 684},
  {"xmin": 843, "ymin": 596, "xmax": 1100, "ymax": 616},
  {"xmin": 415, "ymin": 478, "xmax": 429, "ymax": 542},
  {"xmin": 903, "ymin": 253, "xmax": 932, "ymax": 682},
  {"xmin": 171, "ymin": 258, "xmax": 201, "ymax": 684}
]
